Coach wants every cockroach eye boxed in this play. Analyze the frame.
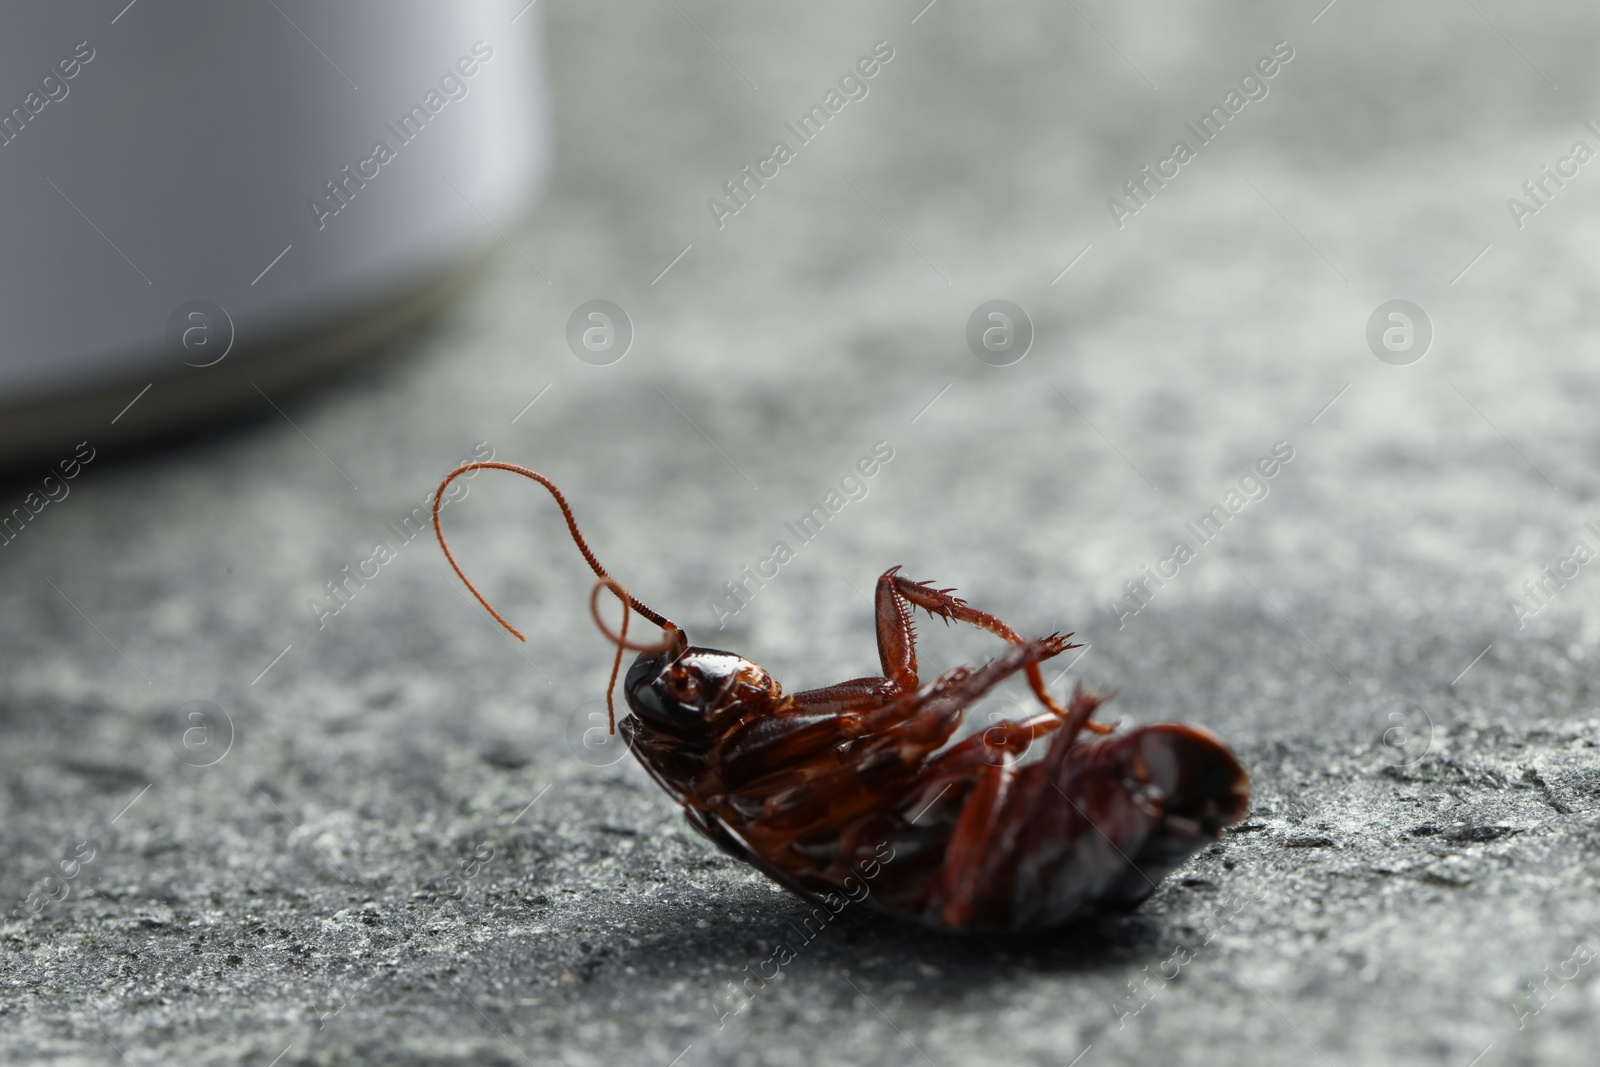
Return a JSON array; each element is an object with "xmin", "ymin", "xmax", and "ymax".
[{"xmin": 668, "ymin": 670, "xmax": 701, "ymax": 703}]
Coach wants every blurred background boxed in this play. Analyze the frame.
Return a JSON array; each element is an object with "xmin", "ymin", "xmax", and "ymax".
[{"xmin": 5, "ymin": 2, "xmax": 1600, "ymax": 1065}]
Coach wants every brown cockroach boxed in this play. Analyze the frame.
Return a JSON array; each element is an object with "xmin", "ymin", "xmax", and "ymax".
[{"xmin": 433, "ymin": 462, "xmax": 1250, "ymax": 933}]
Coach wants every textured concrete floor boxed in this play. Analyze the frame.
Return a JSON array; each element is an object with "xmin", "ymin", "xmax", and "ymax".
[{"xmin": 7, "ymin": 1, "xmax": 1600, "ymax": 1064}]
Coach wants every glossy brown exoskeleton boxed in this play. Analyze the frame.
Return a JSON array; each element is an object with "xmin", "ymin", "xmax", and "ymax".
[{"xmin": 435, "ymin": 463, "xmax": 1250, "ymax": 933}]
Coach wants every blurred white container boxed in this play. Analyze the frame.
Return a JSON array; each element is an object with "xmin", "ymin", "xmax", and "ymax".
[{"xmin": 0, "ymin": 0, "xmax": 548, "ymax": 464}]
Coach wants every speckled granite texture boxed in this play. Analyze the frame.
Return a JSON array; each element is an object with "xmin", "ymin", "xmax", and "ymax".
[{"xmin": 6, "ymin": 2, "xmax": 1600, "ymax": 1064}]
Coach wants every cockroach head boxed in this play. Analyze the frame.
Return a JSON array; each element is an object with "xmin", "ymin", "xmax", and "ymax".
[{"xmin": 624, "ymin": 647, "xmax": 770, "ymax": 736}]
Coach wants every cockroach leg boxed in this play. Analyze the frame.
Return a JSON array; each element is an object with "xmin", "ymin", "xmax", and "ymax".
[
  {"xmin": 876, "ymin": 567, "xmax": 1106, "ymax": 732},
  {"xmin": 789, "ymin": 569, "xmax": 1083, "ymax": 738},
  {"xmin": 874, "ymin": 566, "xmax": 924, "ymax": 689},
  {"xmin": 858, "ymin": 635, "xmax": 1072, "ymax": 737},
  {"xmin": 931, "ymin": 758, "xmax": 1019, "ymax": 929},
  {"xmin": 788, "ymin": 678, "xmax": 903, "ymax": 717}
]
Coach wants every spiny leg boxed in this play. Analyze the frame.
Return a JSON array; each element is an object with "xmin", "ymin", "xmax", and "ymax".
[
  {"xmin": 791, "ymin": 567, "xmax": 1095, "ymax": 730},
  {"xmin": 883, "ymin": 567, "xmax": 1106, "ymax": 732},
  {"xmin": 927, "ymin": 756, "xmax": 1019, "ymax": 930},
  {"xmin": 787, "ymin": 565, "xmax": 942, "ymax": 716},
  {"xmin": 859, "ymin": 634, "xmax": 1072, "ymax": 735},
  {"xmin": 875, "ymin": 565, "xmax": 922, "ymax": 688},
  {"xmin": 836, "ymin": 565, "xmax": 1040, "ymax": 694}
]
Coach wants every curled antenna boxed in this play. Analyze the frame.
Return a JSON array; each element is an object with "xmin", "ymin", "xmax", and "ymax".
[{"xmin": 432, "ymin": 463, "xmax": 683, "ymax": 728}]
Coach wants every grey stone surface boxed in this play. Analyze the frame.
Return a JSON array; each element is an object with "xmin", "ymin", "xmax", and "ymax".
[{"xmin": 6, "ymin": 1, "xmax": 1600, "ymax": 1064}]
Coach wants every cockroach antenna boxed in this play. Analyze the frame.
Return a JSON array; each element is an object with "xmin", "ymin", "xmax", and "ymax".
[{"xmin": 431, "ymin": 462, "xmax": 683, "ymax": 732}]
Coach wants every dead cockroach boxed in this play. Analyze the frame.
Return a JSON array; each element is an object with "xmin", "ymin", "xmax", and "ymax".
[{"xmin": 433, "ymin": 462, "xmax": 1250, "ymax": 933}]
